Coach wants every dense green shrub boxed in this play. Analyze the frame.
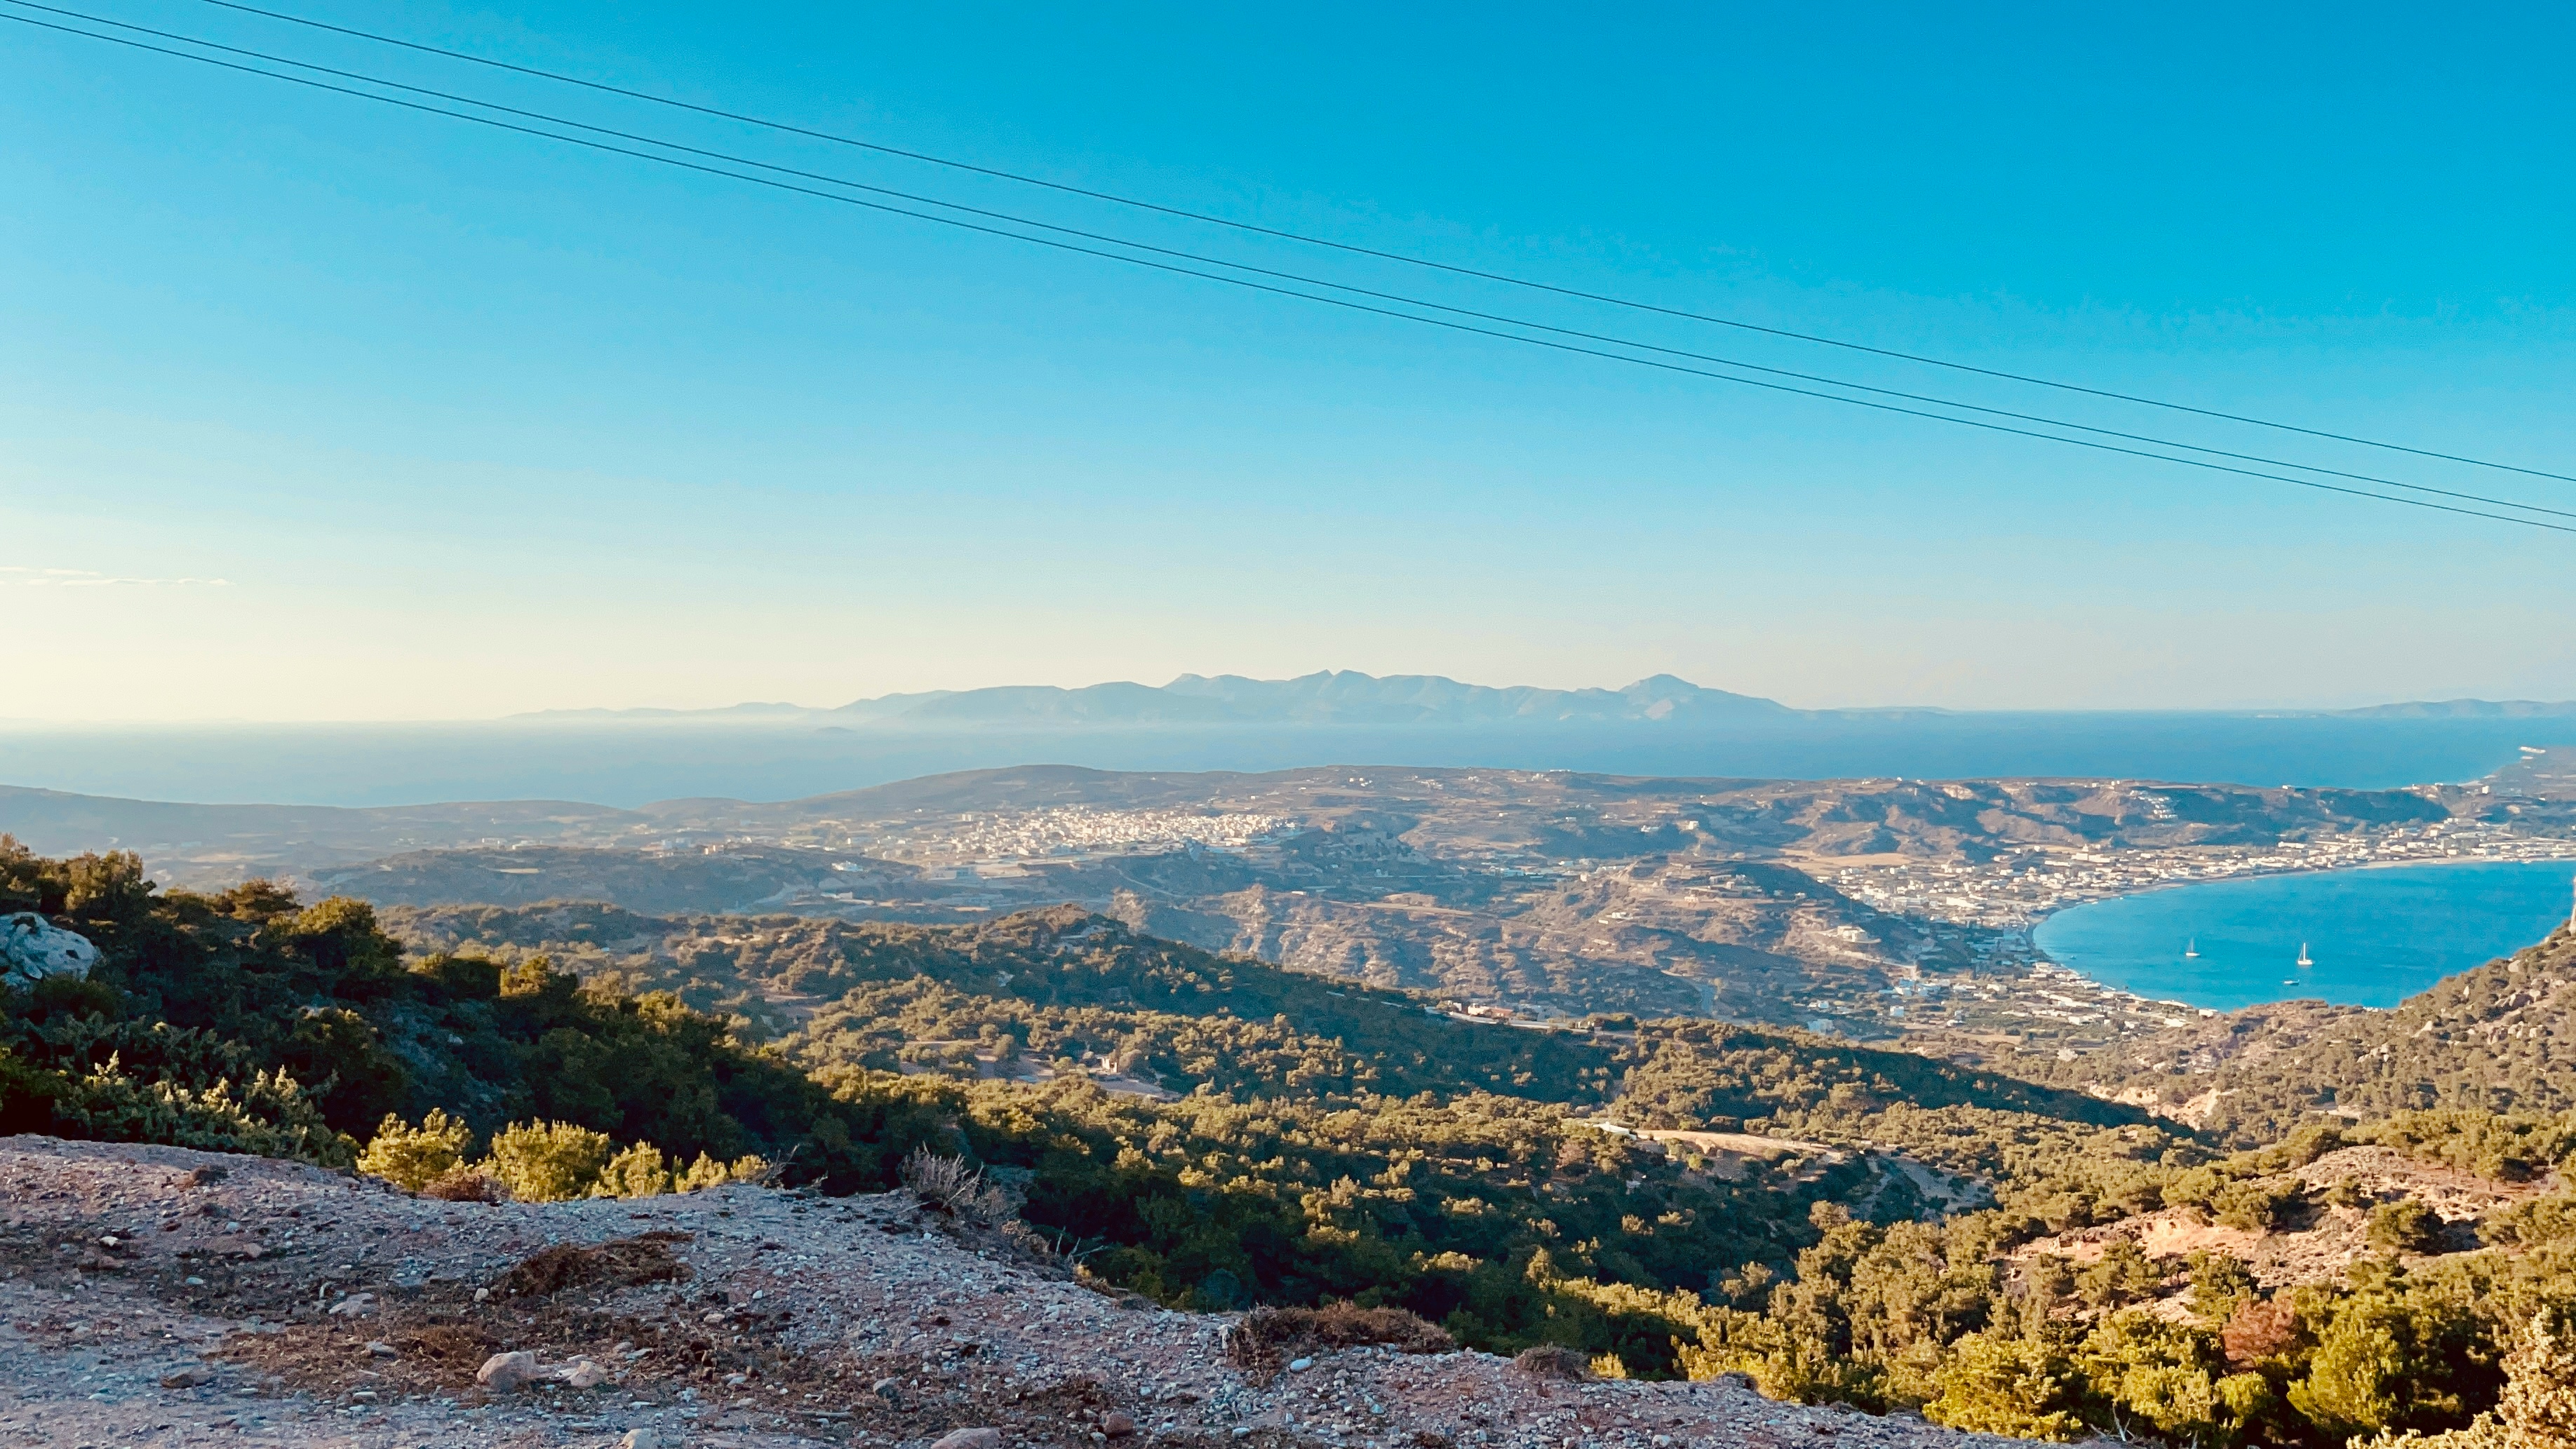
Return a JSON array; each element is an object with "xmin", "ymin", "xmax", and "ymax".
[
  {"xmin": 356, "ymin": 1110, "xmax": 470, "ymax": 1189},
  {"xmin": 2077, "ymin": 1239, "xmax": 2167, "ymax": 1309},
  {"xmin": 2372, "ymin": 1110, "xmax": 2576, "ymax": 1183},
  {"xmin": 0, "ymin": 838, "xmax": 953, "ymax": 1192},
  {"xmin": 52, "ymin": 1058, "xmax": 351, "ymax": 1167},
  {"xmin": 2368, "ymin": 1199, "xmax": 2448, "ymax": 1255},
  {"xmin": 483, "ymin": 1120, "xmax": 612, "ymax": 1202},
  {"xmin": 2481, "ymin": 1192, "xmax": 2576, "ymax": 1249},
  {"xmin": 593, "ymin": 1142, "xmax": 673, "ymax": 1198},
  {"xmin": 1922, "ymin": 1332, "xmax": 2085, "ymax": 1440},
  {"xmin": 2213, "ymin": 1177, "xmax": 2306, "ymax": 1233}
]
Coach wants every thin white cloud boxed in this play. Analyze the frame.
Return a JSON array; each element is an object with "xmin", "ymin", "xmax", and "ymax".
[{"xmin": 0, "ymin": 567, "xmax": 232, "ymax": 587}]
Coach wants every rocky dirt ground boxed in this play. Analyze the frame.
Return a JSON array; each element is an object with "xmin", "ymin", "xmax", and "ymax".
[{"xmin": 0, "ymin": 1135, "xmax": 2022, "ymax": 1449}]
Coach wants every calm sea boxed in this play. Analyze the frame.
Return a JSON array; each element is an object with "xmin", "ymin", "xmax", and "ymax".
[
  {"xmin": 2032, "ymin": 859, "xmax": 2576, "ymax": 1011},
  {"xmin": 0, "ymin": 712, "xmax": 2568, "ymax": 807}
]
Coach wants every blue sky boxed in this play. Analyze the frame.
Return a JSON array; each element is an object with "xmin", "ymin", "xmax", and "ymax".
[{"xmin": 4, "ymin": 0, "xmax": 2571, "ymax": 720}]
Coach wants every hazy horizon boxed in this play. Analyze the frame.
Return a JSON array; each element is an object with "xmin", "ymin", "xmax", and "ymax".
[
  {"xmin": 1, "ymin": 665, "xmax": 2572, "ymax": 729},
  {"xmin": 5, "ymin": 710, "xmax": 2569, "ymax": 809}
]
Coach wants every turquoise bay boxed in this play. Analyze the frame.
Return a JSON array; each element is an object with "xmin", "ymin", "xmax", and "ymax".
[{"xmin": 2031, "ymin": 859, "xmax": 2576, "ymax": 1012}]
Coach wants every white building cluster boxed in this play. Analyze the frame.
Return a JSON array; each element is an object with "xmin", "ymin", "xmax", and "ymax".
[
  {"xmin": 1829, "ymin": 818, "xmax": 2576, "ymax": 930},
  {"xmin": 923, "ymin": 807, "xmax": 1300, "ymax": 861}
]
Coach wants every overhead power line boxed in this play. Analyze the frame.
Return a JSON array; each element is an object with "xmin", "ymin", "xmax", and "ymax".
[
  {"xmin": 18, "ymin": 0, "xmax": 2568, "ymax": 525},
  {"xmin": 140, "ymin": 0, "xmax": 2576, "ymax": 488},
  {"xmin": 6, "ymin": 6, "xmax": 2573, "ymax": 538}
]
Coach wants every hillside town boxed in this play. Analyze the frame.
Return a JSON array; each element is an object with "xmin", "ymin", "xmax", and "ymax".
[
  {"xmin": 1825, "ymin": 815, "xmax": 2576, "ymax": 931},
  {"xmin": 906, "ymin": 807, "xmax": 1301, "ymax": 863}
]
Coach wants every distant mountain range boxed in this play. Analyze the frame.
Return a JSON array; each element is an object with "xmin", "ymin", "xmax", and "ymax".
[
  {"xmin": 511, "ymin": 670, "xmax": 2576, "ymax": 729},
  {"xmin": 514, "ymin": 670, "xmax": 1816, "ymax": 728}
]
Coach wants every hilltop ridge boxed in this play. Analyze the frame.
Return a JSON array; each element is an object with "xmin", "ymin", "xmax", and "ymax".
[{"xmin": 11, "ymin": 761, "xmax": 2570, "ymax": 1039}]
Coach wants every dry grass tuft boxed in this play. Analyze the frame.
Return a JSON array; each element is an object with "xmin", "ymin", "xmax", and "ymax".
[
  {"xmin": 1228, "ymin": 1300, "xmax": 1454, "ymax": 1371},
  {"xmin": 420, "ymin": 1166, "xmax": 506, "ymax": 1203},
  {"xmin": 900, "ymin": 1147, "xmax": 1015, "ymax": 1222},
  {"xmin": 397, "ymin": 1321, "xmax": 502, "ymax": 1368},
  {"xmin": 1510, "ymin": 1345, "xmax": 1592, "ymax": 1381},
  {"xmin": 492, "ymin": 1232, "xmax": 695, "ymax": 1298}
]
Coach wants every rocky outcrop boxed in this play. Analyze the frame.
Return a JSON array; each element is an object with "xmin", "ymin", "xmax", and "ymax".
[{"xmin": 0, "ymin": 912, "xmax": 95, "ymax": 985}]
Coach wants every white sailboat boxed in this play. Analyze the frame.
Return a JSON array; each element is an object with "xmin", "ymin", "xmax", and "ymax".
[
  {"xmin": 2183, "ymin": 938, "xmax": 2199, "ymax": 959},
  {"xmin": 2296, "ymin": 943, "xmax": 2314, "ymax": 967}
]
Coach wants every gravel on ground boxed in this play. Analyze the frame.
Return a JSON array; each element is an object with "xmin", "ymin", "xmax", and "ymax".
[{"xmin": 0, "ymin": 1135, "xmax": 2020, "ymax": 1449}]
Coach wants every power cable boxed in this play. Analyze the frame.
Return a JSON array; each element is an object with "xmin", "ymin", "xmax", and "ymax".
[
  {"xmin": 154, "ymin": 0, "xmax": 2576, "ymax": 487},
  {"xmin": 18, "ymin": 0, "xmax": 2567, "ymax": 520},
  {"xmin": 7, "ymin": 8, "xmax": 2573, "ymax": 537}
]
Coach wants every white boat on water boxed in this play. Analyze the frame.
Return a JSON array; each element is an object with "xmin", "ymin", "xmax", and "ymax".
[
  {"xmin": 2296, "ymin": 943, "xmax": 2315, "ymax": 967},
  {"xmin": 2183, "ymin": 938, "xmax": 2199, "ymax": 959}
]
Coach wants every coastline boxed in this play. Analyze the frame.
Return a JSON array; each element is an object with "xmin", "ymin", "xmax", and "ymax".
[
  {"xmin": 1856, "ymin": 854, "xmax": 2576, "ymax": 1051},
  {"xmin": 1831, "ymin": 821, "xmax": 2576, "ymax": 944},
  {"xmin": 2046, "ymin": 842, "xmax": 2576, "ymax": 921},
  {"xmin": 2025, "ymin": 856, "xmax": 2576, "ymax": 1015},
  {"xmin": 2024, "ymin": 849, "xmax": 2576, "ymax": 941}
]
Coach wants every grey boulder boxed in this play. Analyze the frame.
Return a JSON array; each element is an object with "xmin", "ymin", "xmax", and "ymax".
[{"xmin": 0, "ymin": 913, "xmax": 97, "ymax": 986}]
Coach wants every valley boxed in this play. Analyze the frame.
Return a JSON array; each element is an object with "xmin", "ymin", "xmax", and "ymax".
[
  {"xmin": 8, "ymin": 801, "xmax": 2576, "ymax": 1446},
  {"xmin": 10, "ymin": 761, "xmax": 2576, "ymax": 1051}
]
